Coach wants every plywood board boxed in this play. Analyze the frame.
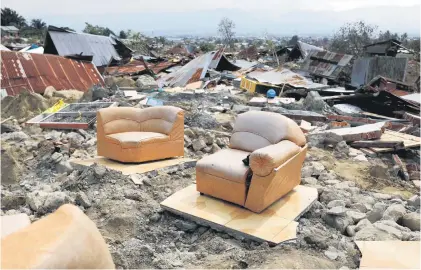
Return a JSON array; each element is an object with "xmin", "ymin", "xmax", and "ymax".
[
  {"xmin": 161, "ymin": 185, "xmax": 317, "ymax": 244},
  {"xmin": 356, "ymin": 241, "xmax": 420, "ymax": 269},
  {"xmin": 1, "ymin": 214, "xmax": 31, "ymax": 238},
  {"xmin": 70, "ymin": 157, "xmax": 196, "ymax": 176},
  {"xmin": 370, "ymin": 130, "xmax": 421, "ymax": 153}
]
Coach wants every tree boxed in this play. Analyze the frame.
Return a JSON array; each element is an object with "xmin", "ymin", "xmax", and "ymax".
[
  {"xmin": 83, "ymin": 22, "xmax": 115, "ymax": 36},
  {"xmin": 1, "ymin": 8, "xmax": 26, "ymax": 28},
  {"xmin": 288, "ymin": 35, "xmax": 299, "ymax": 46},
  {"xmin": 218, "ymin": 17, "xmax": 235, "ymax": 50},
  {"xmin": 119, "ymin": 30, "xmax": 128, "ymax": 39},
  {"xmin": 199, "ymin": 42, "xmax": 216, "ymax": 52},
  {"xmin": 330, "ymin": 21, "xmax": 378, "ymax": 56},
  {"xmin": 30, "ymin": 19, "xmax": 46, "ymax": 30}
]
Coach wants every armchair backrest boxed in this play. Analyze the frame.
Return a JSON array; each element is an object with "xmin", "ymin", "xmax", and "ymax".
[
  {"xmin": 97, "ymin": 106, "xmax": 183, "ymax": 136},
  {"xmin": 229, "ymin": 111, "xmax": 306, "ymax": 152}
]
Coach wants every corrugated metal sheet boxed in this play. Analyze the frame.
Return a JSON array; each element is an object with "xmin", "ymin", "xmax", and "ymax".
[
  {"xmin": 247, "ymin": 68, "xmax": 326, "ymax": 89},
  {"xmin": 46, "ymin": 30, "xmax": 121, "ymax": 67},
  {"xmin": 301, "ymin": 50, "xmax": 353, "ymax": 80},
  {"xmin": 297, "ymin": 41, "xmax": 324, "ymax": 58},
  {"xmin": 105, "ymin": 61, "xmax": 176, "ymax": 76},
  {"xmin": 1, "ymin": 50, "xmax": 104, "ymax": 96}
]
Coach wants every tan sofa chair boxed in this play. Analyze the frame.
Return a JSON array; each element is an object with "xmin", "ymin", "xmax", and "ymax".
[
  {"xmin": 1, "ymin": 204, "xmax": 114, "ymax": 269},
  {"xmin": 196, "ymin": 111, "xmax": 307, "ymax": 213},
  {"xmin": 97, "ymin": 106, "xmax": 184, "ymax": 163}
]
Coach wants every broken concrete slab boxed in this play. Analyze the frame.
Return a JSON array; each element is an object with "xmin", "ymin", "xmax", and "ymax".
[
  {"xmin": 264, "ymin": 107, "xmax": 327, "ymax": 122},
  {"xmin": 319, "ymin": 122, "xmax": 386, "ymax": 142},
  {"xmin": 161, "ymin": 185, "xmax": 317, "ymax": 245},
  {"xmin": 70, "ymin": 157, "xmax": 196, "ymax": 176}
]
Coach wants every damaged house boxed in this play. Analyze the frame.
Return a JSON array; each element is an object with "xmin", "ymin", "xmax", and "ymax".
[{"xmin": 43, "ymin": 26, "xmax": 133, "ymax": 71}]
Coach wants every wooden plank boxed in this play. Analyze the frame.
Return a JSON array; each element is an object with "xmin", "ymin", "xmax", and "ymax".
[
  {"xmin": 161, "ymin": 184, "xmax": 317, "ymax": 245},
  {"xmin": 350, "ymin": 140, "xmax": 405, "ymax": 150},
  {"xmin": 361, "ymin": 111, "xmax": 400, "ymax": 121},
  {"xmin": 370, "ymin": 130, "xmax": 421, "ymax": 153}
]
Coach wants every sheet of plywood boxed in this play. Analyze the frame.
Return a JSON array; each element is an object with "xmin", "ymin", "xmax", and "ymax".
[
  {"xmin": 370, "ymin": 130, "xmax": 421, "ymax": 153},
  {"xmin": 1, "ymin": 214, "xmax": 31, "ymax": 238},
  {"xmin": 161, "ymin": 185, "xmax": 317, "ymax": 244},
  {"xmin": 356, "ymin": 241, "xmax": 420, "ymax": 269},
  {"xmin": 70, "ymin": 157, "xmax": 196, "ymax": 176}
]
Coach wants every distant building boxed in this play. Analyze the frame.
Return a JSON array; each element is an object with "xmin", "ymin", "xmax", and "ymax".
[
  {"xmin": 1, "ymin": 26, "xmax": 19, "ymax": 37},
  {"xmin": 364, "ymin": 39, "xmax": 403, "ymax": 57}
]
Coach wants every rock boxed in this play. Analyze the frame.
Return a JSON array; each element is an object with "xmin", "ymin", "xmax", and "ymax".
[
  {"xmin": 382, "ymin": 204, "xmax": 406, "ymax": 222},
  {"xmin": 318, "ymin": 172, "xmax": 337, "ymax": 181},
  {"xmin": 211, "ymin": 143, "xmax": 221, "ymax": 154},
  {"xmin": 334, "ymin": 141, "xmax": 350, "ymax": 158},
  {"xmin": 192, "ymin": 138, "xmax": 207, "ymax": 151},
  {"xmin": 354, "ymin": 226, "xmax": 400, "ymax": 241},
  {"xmin": 373, "ymin": 221, "xmax": 409, "ymax": 240},
  {"xmin": 350, "ymin": 203, "xmax": 368, "ymax": 213},
  {"xmin": 324, "ymin": 247, "xmax": 339, "ymax": 260},
  {"xmin": 51, "ymin": 152, "xmax": 64, "ymax": 164},
  {"xmin": 44, "ymin": 86, "xmax": 56, "ymax": 98},
  {"xmin": 174, "ymin": 219, "xmax": 198, "ymax": 232},
  {"xmin": 56, "ymin": 160, "xmax": 73, "ymax": 174},
  {"xmin": 402, "ymin": 212, "xmax": 420, "ymax": 231},
  {"xmin": 53, "ymin": 90, "xmax": 84, "ymax": 101},
  {"xmin": 371, "ymin": 193, "xmax": 392, "ymax": 200},
  {"xmin": 203, "ymin": 146, "xmax": 212, "ymax": 153},
  {"xmin": 407, "ymin": 195, "xmax": 420, "ymax": 208},
  {"xmin": 75, "ymin": 191, "xmax": 91, "ymax": 208},
  {"xmin": 1, "ymin": 131, "xmax": 29, "ymax": 142},
  {"xmin": 324, "ymin": 180, "xmax": 340, "ymax": 185},
  {"xmin": 307, "ymin": 132, "xmax": 343, "ymax": 148},
  {"xmin": 303, "ymin": 91, "xmax": 331, "ymax": 113},
  {"xmin": 323, "ymin": 214, "xmax": 352, "ymax": 233},
  {"xmin": 354, "ymin": 155, "xmax": 368, "ymax": 162},
  {"xmin": 355, "ymin": 219, "xmax": 372, "ymax": 232},
  {"xmin": 43, "ymin": 192, "xmax": 71, "ymax": 213},
  {"xmin": 1, "ymin": 122, "xmax": 20, "ymax": 133},
  {"xmin": 136, "ymin": 75, "xmax": 158, "ymax": 90},
  {"xmin": 302, "ymin": 177, "xmax": 318, "ymax": 185},
  {"xmin": 302, "ymin": 227, "xmax": 328, "ymax": 249},
  {"xmin": 149, "ymin": 213, "xmax": 161, "ymax": 223},
  {"xmin": 327, "ymin": 206, "xmax": 347, "ymax": 216},
  {"xmin": 346, "ymin": 225, "xmax": 356, "ymax": 237},
  {"xmin": 204, "ymin": 133, "xmax": 214, "ymax": 145},
  {"xmin": 1, "ymin": 193, "xmax": 26, "ymax": 209},
  {"xmin": 309, "ymin": 162, "xmax": 325, "ymax": 176},
  {"xmin": 66, "ymin": 132, "xmax": 85, "ymax": 148},
  {"xmin": 366, "ymin": 202, "xmax": 387, "ymax": 223},
  {"xmin": 94, "ymin": 165, "xmax": 107, "ymax": 178},
  {"xmin": 327, "ymin": 200, "xmax": 346, "ymax": 209},
  {"xmin": 184, "ymin": 135, "xmax": 192, "ymax": 147},
  {"xmin": 184, "ymin": 129, "xmax": 195, "ymax": 138},
  {"xmin": 369, "ymin": 164, "xmax": 390, "ymax": 179},
  {"xmin": 320, "ymin": 189, "xmax": 351, "ymax": 206},
  {"xmin": 215, "ymin": 137, "xmax": 229, "ymax": 148},
  {"xmin": 346, "ymin": 210, "xmax": 366, "ymax": 224},
  {"xmin": 413, "ymin": 180, "xmax": 420, "ymax": 188},
  {"xmin": 1, "ymin": 148, "xmax": 23, "ymax": 184}
]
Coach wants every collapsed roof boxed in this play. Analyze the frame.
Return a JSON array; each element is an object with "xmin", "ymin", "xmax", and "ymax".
[
  {"xmin": 158, "ymin": 48, "xmax": 241, "ymax": 87},
  {"xmin": 1, "ymin": 50, "xmax": 105, "ymax": 96},
  {"xmin": 44, "ymin": 26, "xmax": 133, "ymax": 67},
  {"xmin": 301, "ymin": 50, "xmax": 354, "ymax": 80}
]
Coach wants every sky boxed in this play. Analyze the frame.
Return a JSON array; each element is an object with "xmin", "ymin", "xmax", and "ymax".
[{"xmin": 2, "ymin": 0, "xmax": 420, "ymax": 36}]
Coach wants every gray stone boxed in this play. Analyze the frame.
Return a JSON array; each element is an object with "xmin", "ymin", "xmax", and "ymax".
[
  {"xmin": 324, "ymin": 247, "xmax": 339, "ymax": 260},
  {"xmin": 355, "ymin": 219, "xmax": 372, "ymax": 232},
  {"xmin": 204, "ymin": 133, "xmax": 215, "ymax": 145},
  {"xmin": 66, "ymin": 132, "xmax": 85, "ymax": 148},
  {"xmin": 56, "ymin": 160, "xmax": 73, "ymax": 174},
  {"xmin": 302, "ymin": 177, "xmax": 318, "ymax": 185},
  {"xmin": 327, "ymin": 200, "xmax": 346, "ymax": 209},
  {"xmin": 354, "ymin": 225, "xmax": 400, "ymax": 241},
  {"xmin": 76, "ymin": 191, "xmax": 91, "ymax": 208},
  {"xmin": 402, "ymin": 212, "xmax": 420, "ymax": 231},
  {"xmin": 346, "ymin": 225, "xmax": 356, "ymax": 237},
  {"xmin": 136, "ymin": 75, "xmax": 158, "ymax": 90},
  {"xmin": 382, "ymin": 204, "xmax": 406, "ymax": 222},
  {"xmin": 307, "ymin": 132, "xmax": 343, "ymax": 148},
  {"xmin": 26, "ymin": 191, "xmax": 47, "ymax": 212},
  {"xmin": 192, "ymin": 138, "xmax": 207, "ymax": 151},
  {"xmin": 43, "ymin": 192, "xmax": 70, "ymax": 213},
  {"xmin": 184, "ymin": 128, "xmax": 195, "ymax": 138},
  {"xmin": 346, "ymin": 210, "xmax": 366, "ymax": 224},
  {"xmin": 334, "ymin": 141, "xmax": 350, "ymax": 158},
  {"xmin": 174, "ymin": 219, "xmax": 198, "ymax": 232},
  {"xmin": 184, "ymin": 135, "xmax": 192, "ymax": 147},
  {"xmin": 320, "ymin": 189, "xmax": 351, "ymax": 206},
  {"xmin": 366, "ymin": 202, "xmax": 387, "ymax": 223},
  {"xmin": 372, "ymin": 193, "xmax": 393, "ymax": 200},
  {"xmin": 327, "ymin": 206, "xmax": 347, "ymax": 216},
  {"xmin": 215, "ymin": 137, "xmax": 229, "ymax": 148},
  {"xmin": 323, "ymin": 214, "xmax": 352, "ymax": 233},
  {"xmin": 202, "ymin": 146, "xmax": 212, "ymax": 153},
  {"xmin": 211, "ymin": 143, "xmax": 221, "ymax": 154},
  {"xmin": 51, "ymin": 152, "xmax": 64, "ymax": 164},
  {"xmin": 324, "ymin": 180, "xmax": 341, "ymax": 185},
  {"xmin": 149, "ymin": 213, "xmax": 161, "ymax": 223},
  {"xmin": 407, "ymin": 195, "xmax": 420, "ymax": 208},
  {"xmin": 373, "ymin": 222, "xmax": 408, "ymax": 240},
  {"xmin": 318, "ymin": 172, "xmax": 337, "ymax": 181},
  {"xmin": 94, "ymin": 165, "xmax": 107, "ymax": 178},
  {"xmin": 302, "ymin": 227, "xmax": 328, "ymax": 249},
  {"xmin": 1, "ymin": 193, "xmax": 26, "ymax": 209},
  {"xmin": 1, "ymin": 131, "xmax": 29, "ymax": 142},
  {"xmin": 350, "ymin": 203, "xmax": 368, "ymax": 213}
]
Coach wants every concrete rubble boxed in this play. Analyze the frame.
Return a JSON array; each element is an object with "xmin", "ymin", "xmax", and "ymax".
[{"xmin": 1, "ymin": 38, "xmax": 420, "ymax": 269}]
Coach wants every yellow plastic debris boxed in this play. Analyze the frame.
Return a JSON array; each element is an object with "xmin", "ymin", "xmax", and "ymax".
[{"xmin": 43, "ymin": 99, "xmax": 67, "ymax": 113}]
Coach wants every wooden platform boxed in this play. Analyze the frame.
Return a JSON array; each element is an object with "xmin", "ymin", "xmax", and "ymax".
[
  {"xmin": 370, "ymin": 130, "xmax": 421, "ymax": 153},
  {"xmin": 1, "ymin": 214, "xmax": 31, "ymax": 238},
  {"xmin": 356, "ymin": 241, "xmax": 420, "ymax": 269},
  {"xmin": 161, "ymin": 185, "xmax": 317, "ymax": 244},
  {"xmin": 70, "ymin": 157, "xmax": 196, "ymax": 176}
]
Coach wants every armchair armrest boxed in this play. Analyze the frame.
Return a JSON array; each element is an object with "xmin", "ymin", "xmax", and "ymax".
[{"xmin": 249, "ymin": 140, "xmax": 301, "ymax": 176}]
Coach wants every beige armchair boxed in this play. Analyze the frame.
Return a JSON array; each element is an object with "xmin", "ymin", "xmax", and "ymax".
[{"xmin": 196, "ymin": 111, "xmax": 307, "ymax": 213}]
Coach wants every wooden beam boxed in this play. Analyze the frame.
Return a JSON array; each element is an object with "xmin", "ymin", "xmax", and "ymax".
[
  {"xmin": 392, "ymin": 154, "xmax": 410, "ymax": 181},
  {"xmin": 350, "ymin": 140, "xmax": 405, "ymax": 150}
]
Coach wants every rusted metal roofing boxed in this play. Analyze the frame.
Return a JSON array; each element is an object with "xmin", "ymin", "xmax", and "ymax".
[
  {"xmin": 105, "ymin": 60, "xmax": 177, "ymax": 76},
  {"xmin": 1, "ymin": 50, "xmax": 105, "ymax": 96},
  {"xmin": 301, "ymin": 50, "xmax": 353, "ymax": 80}
]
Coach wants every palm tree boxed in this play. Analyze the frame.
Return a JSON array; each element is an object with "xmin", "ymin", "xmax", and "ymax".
[
  {"xmin": 1, "ymin": 8, "xmax": 26, "ymax": 28},
  {"xmin": 30, "ymin": 19, "xmax": 46, "ymax": 30}
]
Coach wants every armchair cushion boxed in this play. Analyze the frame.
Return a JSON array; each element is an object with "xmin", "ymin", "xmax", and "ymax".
[
  {"xmin": 196, "ymin": 149, "xmax": 251, "ymax": 183},
  {"xmin": 106, "ymin": 132, "xmax": 168, "ymax": 148},
  {"xmin": 250, "ymin": 140, "xmax": 300, "ymax": 177}
]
